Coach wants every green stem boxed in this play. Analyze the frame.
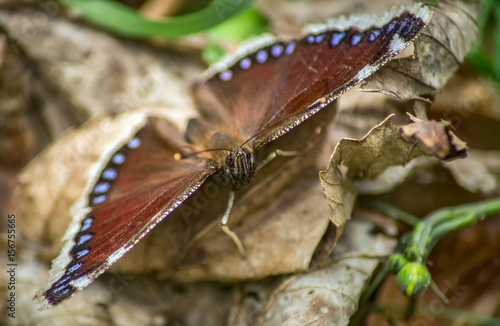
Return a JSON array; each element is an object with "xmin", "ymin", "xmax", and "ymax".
[
  {"xmin": 414, "ymin": 198, "xmax": 500, "ymax": 257},
  {"xmin": 360, "ymin": 260, "xmax": 391, "ymax": 305},
  {"xmin": 426, "ymin": 198, "xmax": 500, "ymax": 226},
  {"xmin": 424, "ymin": 198, "xmax": 500, "ymax": 254},
  {"xmin": 429, "ymin": 212, "xmax": 476, "ymax": 240},
  {"xmin": 358, "ymin": 198, "xmax": 420, "ymax": 226},
  {"xmin": 407, "ymin": 222, "xmax": 431, "ymax": 263}
]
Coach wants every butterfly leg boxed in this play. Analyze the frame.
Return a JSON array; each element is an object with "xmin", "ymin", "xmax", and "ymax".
[
  {"xmin": 257, "ymin": 149, "xmax": 300, "ymax": 169},
  {"xmin": 220, "ymin": 190, "xmax": 247, "ymax": 258}
]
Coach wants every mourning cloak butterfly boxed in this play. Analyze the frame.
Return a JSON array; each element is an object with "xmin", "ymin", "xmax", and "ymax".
[{"xmin": 35, "ymin": 3, "xmax": 432, "ymax": 308}]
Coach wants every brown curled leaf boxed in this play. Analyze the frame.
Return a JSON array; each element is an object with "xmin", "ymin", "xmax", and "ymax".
[{"xmin": 401, "ymin": 114, "xmax": 468, "ymax": 161}]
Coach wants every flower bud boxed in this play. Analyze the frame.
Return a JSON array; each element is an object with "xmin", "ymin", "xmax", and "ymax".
[
  {"xmin": 405, "ymin": 246, "xmax": 420, "ymax": 261},
  {"xmin": 388, "ymin": 254, "xmax": 409, "ymax": 274},
  {"xmin": 396, "ymin": 262, "xmax": 431, "ymax": 297}
]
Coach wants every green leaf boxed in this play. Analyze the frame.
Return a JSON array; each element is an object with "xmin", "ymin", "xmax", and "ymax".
[
  {"xmin": 208, "ymin": 7, "xmax": 268, "ymax": 42},
  {"xmin": 60, "ymin": 0, "xmax": 253, "ymax": 39}
]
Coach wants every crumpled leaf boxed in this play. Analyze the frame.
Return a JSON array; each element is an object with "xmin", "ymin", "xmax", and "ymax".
[
  {"xmin": 324, "ymin": 116, "xmax": 427, "ymax": 180},
  {"xmin": 401, "ymin": 114, "xmax": 468, "ymax": 160},
  {"xmin": 361, "ymin": 0, "xmax": 480, "ymax": 100},
  {"xmin": 321, "ymin": 114, "xmax": 468, "ymax": 203},
  {"xmin": 256, "ymin": 220, "xmax": 395, "ymax": 326}
]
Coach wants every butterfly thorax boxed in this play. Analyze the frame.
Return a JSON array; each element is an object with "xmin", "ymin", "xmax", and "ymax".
[
  {"xmin": 206, "ymin": 131, "xmax": 256, "ymax": 189},
  {"xmin": 222, "ymin": 147, "xmax": 256, "ymax": 189}
]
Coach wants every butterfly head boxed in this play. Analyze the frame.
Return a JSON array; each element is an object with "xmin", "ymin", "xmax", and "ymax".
[
  {"xmin": 175, "ymin": 130, "xmax": 257, "ymax": 189},
  {"xmin": 206, "ymin": 130, "xmax": 256, "ymax": 189}
]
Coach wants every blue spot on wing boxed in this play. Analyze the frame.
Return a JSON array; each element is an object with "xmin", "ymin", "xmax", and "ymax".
[
  {"xmin": 271, "ymin": 44, "xmax": 284, "ymax": 57},
  {"xmin": 385, "ymin": 19, "xmax": 398, "ymax": 33},
  {"xmin": 351, "ymin": 33, "xmax": 363, "ymax": 46},
  {"xmin": 127, "ymin": 137, "xmax": 141, "ymax": 149},
  {"xmin": 93, "ymin": 182, "xmax": 110, "ymax": 194},
  {"xmin": 285, "ymin": 42, "xmax": 296, "ymax": 55},
  {"xmin": 44, "ymin": 282, "xmax": 78, "ymax": 306},
  {"xmin": 111, "ymin": 153, "xmax": 125, "ymax": 165},
  {"xmin": 331, "ymin": 32, "xmax": 346, "ymax": 47},
  {"xmin": 102, "ymin": 168, "xmax": 117, "ymax": 180},
  {"xmin": 369, "ymin": 28, "xmax": 382, "ymax": 42},
  {"xmin": 76, "ymin": 233, "xmax": 93, "ymax": 246}
]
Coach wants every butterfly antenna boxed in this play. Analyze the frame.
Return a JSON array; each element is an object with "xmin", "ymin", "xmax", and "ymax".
[
  {"xmin": 239, "ymin": 131, "xmax": 262, "ymax": 148},
  {"xmin": 174, "ymin": 148, "xmax": 231, "ymax": 160}
]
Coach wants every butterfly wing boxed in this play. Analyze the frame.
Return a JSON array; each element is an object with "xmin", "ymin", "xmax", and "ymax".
[
  {"xmin": 36, "ymin": 3, "xmax": 433, "ymax": 309},
  {"xmin": 192, "ymin": 4, "xmax": 432, "ymax": 147},
  {"xmin": 36, "ymin": 117, "xmax": 216, "ymax": 308}
]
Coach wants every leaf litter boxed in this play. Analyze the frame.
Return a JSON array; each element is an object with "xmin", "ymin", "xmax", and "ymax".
[{"xmin": 2, "ymin": 0, "xmax": 494, "ymax": 325}]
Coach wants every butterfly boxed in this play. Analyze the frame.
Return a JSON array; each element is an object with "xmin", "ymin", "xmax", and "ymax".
[{"xmin": 35, "ymin": 3, "xmax": 432, "ymax": 308}]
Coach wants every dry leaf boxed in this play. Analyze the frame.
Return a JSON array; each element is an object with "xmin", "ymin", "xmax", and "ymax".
[
  {"xmin": 444, "ymin": 149, "xmax": 498, "ymax": 194},
  {"xmin": 401, "ymin": 114, "xmax": 468, "ymax": 160},
  {"xmin": 321, "ymin": 114, "xmax": 468, "ymax": 205},
  {"xmin": 324, "ymin": 116, "xmax": 428, "ymax": 180},
  {"xmin": 171, "ymin": 173, "xmax": 333, "ymax": 281},
  {"xmin": 2, "ymin": 0, "xmax": 484, "ymax": 325},
  {"xmin": 257, "ymin": 220, "xmax": 395, "ymax": 326},
  {"xmin": 0, "ymin": 6, "xmax": 199, "ymax": 133},
  {"xmin": 361, "ymin": 0, "xmax": 480, "ymax": 100}
]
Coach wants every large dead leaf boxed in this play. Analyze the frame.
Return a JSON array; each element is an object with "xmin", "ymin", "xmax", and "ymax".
[
  {"xmin": 0, "ymin": 5, "xmax": 199, "ymax": 136},
  {"xmin": 14, "ymin": 104, "xmax": 336, "ymax": 280}
]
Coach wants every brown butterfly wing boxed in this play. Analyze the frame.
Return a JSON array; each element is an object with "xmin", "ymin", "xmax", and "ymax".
[
  {"xmin": 36, "ymin": 117, "xmax": 216, "ymax": 307},
  {"xmin": 192, "ymin": 4, "xmax": 431, "ymax": 147}
]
